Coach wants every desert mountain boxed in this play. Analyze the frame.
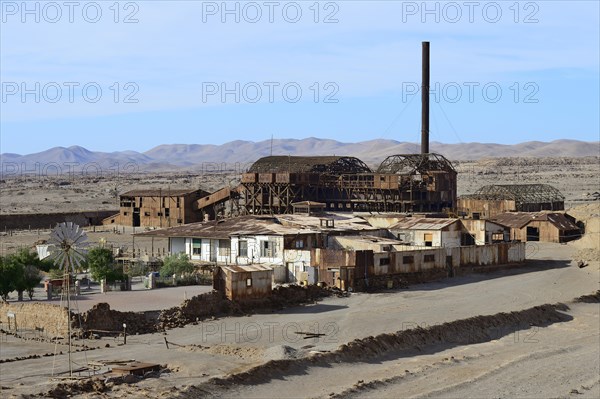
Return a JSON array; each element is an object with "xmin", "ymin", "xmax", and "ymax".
[{"xmin": 1, "ymin": 138, "xmax": 598, "ymax": 173}]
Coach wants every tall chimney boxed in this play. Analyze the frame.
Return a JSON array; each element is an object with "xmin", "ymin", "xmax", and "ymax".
[{"xmin": 421, "ymin": 41, "xmax": 430, "ymax": 154}]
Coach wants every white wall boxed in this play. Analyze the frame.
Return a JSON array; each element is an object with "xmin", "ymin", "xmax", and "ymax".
[
  {"xmin": 283, "ymin": 249, "xmax": 312, "ymax": 282},
  {"xmin": 230, "ymin": 235, "xmax": 284, "ymax": 266},
  {"xmin": 170, "ymin": 238, "xmax": 186, "ymax": 254}
]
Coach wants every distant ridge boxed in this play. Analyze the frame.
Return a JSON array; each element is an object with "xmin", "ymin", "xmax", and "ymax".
[{"xmin": 1, "ymin": 138, "xmax": 598, "ymax": 173}]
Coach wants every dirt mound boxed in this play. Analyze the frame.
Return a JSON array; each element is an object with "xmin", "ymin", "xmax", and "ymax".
[
  {"xmin": 207, "ymin": 344, "xmax": 264, "ymax": 360},
  {"xmin": 574, "ymin": 291, "xmax": 600, "ymax": 303},
  {"xmin": 45, "ymin": 378, "xmax": 107, "ymax": 398},
  {"xmin": 206, "ymin": 303, "xmax": 571, "ymax": 389},
  {"xmin": 80, "ymin": 303, "xmax": 157, "ymax": 335},
  {"xmin": 263, "ymin": 345, "xmax": 300, "ymax": 361}
]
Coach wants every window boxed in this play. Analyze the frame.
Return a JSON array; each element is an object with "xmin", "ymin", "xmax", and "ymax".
[
  {"xmin": 379, "ymin": 257, "xmax": 390, "ymax": 265},
  {"xmin": 424, "ymin": 233, "xmax": 433, "ymax": 247},
  {"xmin": 246, "ymin": 278, "xmax": 252, "ymax": 287},
  {"xmin": 144, "ymin": 212, "xmax": 150, "ymax": 216},
  {"xmin": 218, "ymin": 239, "xmax": 230, "ymax": 256},
  {"xmin": 164, "ymin": 208, "xmax": 170, "ymax": 217},
  {"xmin": 192, "ymin": 239, "xmax": 201, "ymax": 255},
  {"xmin": 261, "ymin": 241, "xmax": 276, "ymax": 257},
  {"xmin": 424, "ymin": 254, "xmax": 435, "ymax": 262},
  {"xmin": 295, "ymin": 240, "xmax": 304, "ymax": 249},
  {"xmin": 177, "ymin": 218, "xmax": 183, "ymax": 224},
  {"xmin": 403, "ymin": 255, "xmax": 414, "ymax": 264},
  {"xmin": 492, "ymin": 233, "xmax": 504, "ymax": 242},
  {"xmin": 157, "ymin": 212, "xmax": 162, "ymax": 217},
  {"xmin": 238, "ymin": 240, "xmax": 248, "ymax": 257},
  {"xmin": 176, "ymin": 197, "xmax": 181, "ymax": 208},
  {"xmin": 123, "ymin": 211, "xmax": 128, "ymax": 216}
]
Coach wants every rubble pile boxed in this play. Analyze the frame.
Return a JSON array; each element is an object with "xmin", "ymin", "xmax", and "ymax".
[
  {"xmin": 80, "ymin": 303, "xmax": 157, "ymax": 335},
  {"xmin": 158, "ymin": 285, "xmax": 336, "ymax": 330},
  {"xmin": 574, "ymin": 290, "xmax": 600, "ymax": 303},
  {"xmin": 158, "ymin": 291, "xmax": 225, "ymax": 329}
]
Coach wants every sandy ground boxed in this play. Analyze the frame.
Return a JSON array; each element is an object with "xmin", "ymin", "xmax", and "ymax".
[
  {"xmin": 27, "ymin": 283, "xmax": 214, "ymax": 313},
  {"xmin": 1, "ymin": 243, "xmax": 598, "ymax": 398}
]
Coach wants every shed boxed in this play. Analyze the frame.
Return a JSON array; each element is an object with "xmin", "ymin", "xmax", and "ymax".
[
  {"xmin": 214, "ymin": 265, "xmax": 273, "ymax": 301},
  {"xmin": 389, "ymin": 218, "xmax": 471, "ymax": 247},
  {"xmin": 493, "ymin": 212, "xmax": 580, "ymax": 243},
  {"xmin": 458, "ymin": 184, "xmax": 565, "ymax": 219}
]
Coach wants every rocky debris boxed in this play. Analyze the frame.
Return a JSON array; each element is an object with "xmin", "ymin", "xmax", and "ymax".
[
  {"xmin": 263, "ymin": 345, "xmax": 300, "ymax": 361},
  {"xmin": 43, "ymin": 378, "xmax": 107, "ymax": 398},
  {"xmin": 574, "ymin": 290, "xmax": 600, "ymax": 303},
  {"xmin": 157, "ymin": 285, "xmax": 336, "ymax": 330},
  {"xmin": 80, "ymin": 303, "xmax": 157, "ymax": 336},
  {"xmin": 158, "ymin": 291, "xmax": 225, "ymax": 329}
]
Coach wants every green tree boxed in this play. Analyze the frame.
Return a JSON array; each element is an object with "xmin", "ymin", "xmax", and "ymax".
[
  {"xmin": 87, "ymin": 247, "xmax": 123, "ymax": 283},
  {"xmin": 0, "ymin": 256, "xmax": 24, "ymax": 302},
  {"xmin": 160, "ymin": 253, "xmax": 195, "ymax": 277},
  {"xmin": 7, "ymin": 248, "xmax": 42, "ymax": 301},
  {"xmin": 23, "ymin": 265, "xmax": 43, "ymax": 300}
]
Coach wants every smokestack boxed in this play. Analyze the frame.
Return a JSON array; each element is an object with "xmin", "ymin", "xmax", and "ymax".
[{"xmin": 421, "ymin": 41, "xmax": 430, "ymax": 154}]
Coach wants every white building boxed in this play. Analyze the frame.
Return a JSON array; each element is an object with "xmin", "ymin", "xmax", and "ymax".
[
  {"xmin": 137, "ymin": 213, "xmax": 386, "ymax": 283},
  {"xmin": 389, "ymin": 218, "xmax": 470, "ymax": 248}
]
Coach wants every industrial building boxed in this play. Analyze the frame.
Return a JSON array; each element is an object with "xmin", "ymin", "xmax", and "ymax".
[
  {"xmin": 457, "ymin": 184, "xmax": 565, "ymax": 219},
  {"xmin": 193, "ymin": 42, "xmax": 457, "ymax": 219},
  {"xmin": 103, "ymin": 188, "xmax": 209, "ymax": 228},
  {"xmin": 192, "ymin": 152, "xmax": 457, "ymax": 218}
]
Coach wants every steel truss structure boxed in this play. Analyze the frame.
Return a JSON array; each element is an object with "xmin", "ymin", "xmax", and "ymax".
[
  {"xmin": 464, "ymin": 184, "xmax": 565, "ymax": 211},
  {"xmin": 238, "ymin": 154, "xmax": 457, "ymax": 215}
]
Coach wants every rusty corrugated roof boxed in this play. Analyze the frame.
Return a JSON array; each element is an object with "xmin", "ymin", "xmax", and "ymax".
[
  {"xmin": 121, "ymin": 188, "xmax": 206, "ymax": 197},
  {"xmin": 221, "ymin": 265, "xmax": 273, "ymax": 273},
  {"xmin": 135, "ymin": 215, "xmax": 285, "ymax": 239},
  {"xmin": 389, "ymin": 217, "xmax": 460, "ymax": 230},
  {"xmin": 493, "ymin": 212, "xmax": 579, "ymax": 230}
]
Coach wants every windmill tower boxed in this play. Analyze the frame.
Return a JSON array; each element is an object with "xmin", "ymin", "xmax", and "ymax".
[{"xmin": 48, "ymin": 222, "xmax": 89, "ymax": 377}]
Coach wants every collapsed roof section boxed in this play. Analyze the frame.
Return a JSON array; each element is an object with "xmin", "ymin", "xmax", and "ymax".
[
  {"xmin": 466, "ymin": 184, "xmax": 565, "ymax": 204},
  {"xmin": 376, "ymin": 153, "xmax": 456, "ymax": 175},
  {"xmin": 248, "ymin": 156, "xmax": 372, "ymax": 175}
]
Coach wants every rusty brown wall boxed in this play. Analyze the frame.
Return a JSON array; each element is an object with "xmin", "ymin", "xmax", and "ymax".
[
  {"xmin": 457, "ymin": 199, "xmax": 516, "ymax": 219},
  {"xmin": 227, "ymin": 270, "xmax": 273, "ymax": 301}
]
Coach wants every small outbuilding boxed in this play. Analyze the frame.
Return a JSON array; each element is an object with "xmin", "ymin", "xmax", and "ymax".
[
  {"xmin": 389, "ymin": 217, "xmax": 472, "ymax": 247},
  {"xmin": 493, "ymin": 212, "xmax": 580, "ymax": 243},
  {"xmin": 458, "ymin": 184, "xmax": 565, "ymax": 219},
  {"xmin": 214, "ymin": 265, "xmax": 273, "ymax": 301}
]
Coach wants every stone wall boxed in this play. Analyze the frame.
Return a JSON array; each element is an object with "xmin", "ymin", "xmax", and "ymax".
[
  {"xmin": 0, "ymin": 210, "xmax": 117, "ymax": 230},
  {"xmin": 0, "ymin": 302, "xmax": 70, "ymax": 337}
]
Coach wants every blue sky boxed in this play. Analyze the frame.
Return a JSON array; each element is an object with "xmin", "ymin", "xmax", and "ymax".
[{"xmin": 1, "ymin": 0, "xmax": 599, "ymax": 154}]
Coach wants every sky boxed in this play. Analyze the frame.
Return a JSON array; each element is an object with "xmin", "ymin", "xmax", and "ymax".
[{"xmin": 1, "ymin": 0, "xmax": 599, "ymax": 154}]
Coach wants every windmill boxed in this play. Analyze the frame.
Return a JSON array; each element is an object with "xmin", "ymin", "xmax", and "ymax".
[{"xmin": 48, "ymin": 222, "xmax": 90, "ymax": 377}]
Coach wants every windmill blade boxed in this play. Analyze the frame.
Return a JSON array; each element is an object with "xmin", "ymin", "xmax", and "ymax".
[
  {"xmin": 53, "ymin": 223, "xmax": 66, "ymax": 241},
  {"xmin": 73, "ymin": 233, "xmax": 89, "ymax": 246},
  {"xmin": 48, "ymin": 222, "xmax": 91, "ymax": 272}
]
